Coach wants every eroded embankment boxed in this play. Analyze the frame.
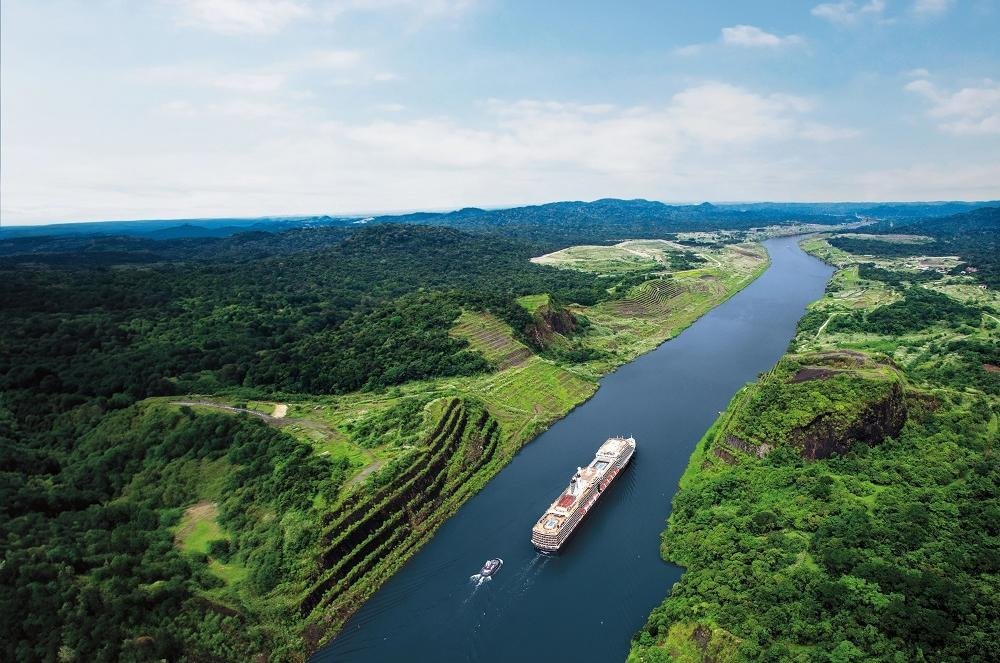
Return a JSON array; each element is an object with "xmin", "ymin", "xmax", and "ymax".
[{"xmin": 300, "ymin": 397, "xmax": 503, "ymax": 649}]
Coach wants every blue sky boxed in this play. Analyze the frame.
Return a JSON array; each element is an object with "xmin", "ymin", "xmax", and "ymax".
[{"xmin": 2, "ymin": 0, "xmax": 998, "ymax": 224}]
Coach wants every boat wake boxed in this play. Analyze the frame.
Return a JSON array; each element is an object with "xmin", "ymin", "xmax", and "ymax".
[
  {"xmin": 468, "ymin": 574, "xmax": 490, "ymax": 587},
  {"xmin": 469, "ymin": 558, "xmax": 504, "ymax": 586},
  {"xmin": 509, "ymin": 553, "xmax": 550, "ymax": 594}
]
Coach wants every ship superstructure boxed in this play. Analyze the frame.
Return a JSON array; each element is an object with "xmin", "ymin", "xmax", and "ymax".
[{"xmin": 531, "ymin": 436, "xmax": 636, "ymax": 552}]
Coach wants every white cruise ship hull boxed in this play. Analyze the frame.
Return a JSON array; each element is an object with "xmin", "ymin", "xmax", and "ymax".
[{"xmin": 531, "ymin": 437, "xmax": 636, "ymax": 553}]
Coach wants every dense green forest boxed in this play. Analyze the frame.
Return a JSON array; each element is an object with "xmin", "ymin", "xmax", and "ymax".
[
  {"xmin": 362, "ymin": 199, "xmax": 840, "ymax": 246},
  {"xmin": 4, "ymin": 218, "xmax": 771, "ymax": 661},
  {"xmin": 3, "ymin": 404, "xmax": 348, "ymax": 660},
  {"xmin": 330, "ymin": 199, "xmax": 999, "ymax": 248},
  {"xmin": 1, "ymin": 224, "xmax": 609, "ymax": 407},
  {"xmin": 0, "ymin": 199, "xmax": 804, "ymax": 252},
  {"xmin": 630, "ymin": 226, "xmax": 999, "ymax": 662},
  {"xmin": 2, "ymin": 197, "xmax": 921, "ymax": 244},
  {"xmin": 4, "ymin": 206, "xmax": 997, "ymax": 661},
  {"xmin": 828, "ymin": 285, "xmax": 984, "ymax": 335},
  {"xmin": 0, "ymin": 223, "xmax": 628, "ymax": 661}
]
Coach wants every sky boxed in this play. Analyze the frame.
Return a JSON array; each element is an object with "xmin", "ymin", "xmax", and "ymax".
[{"xmin": 1, "ymin": 0, "xmax": 999, "ymax": 225}]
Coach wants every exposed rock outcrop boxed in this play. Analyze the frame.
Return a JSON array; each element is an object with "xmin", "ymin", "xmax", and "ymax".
[
  {"xmin": 523, "ymin": 301, "xmax": 578, "ymax": 347},
  {"xmin": 725, "ymin": 434, "xmax": 772, "ymax": 459},
  {"xmin": 789, "ymin": 381, "xmax": 907, "ymax": 459}
]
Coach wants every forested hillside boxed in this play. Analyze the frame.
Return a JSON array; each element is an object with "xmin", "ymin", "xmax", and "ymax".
[
  {"xmin": 8, "ymin": 206, "xmax": 994, "ymax": 662},
  {"xmin": 0, "ymin": 224, "xmax": 615, "ymax": 660},
  {"xmin": 1, "ymin": 221, "xmax": 769, "ymax": 661},
  {"xmin": 366, "ymin": 199, "xmax": 856, "ymax": 247},
  {"xmin": 7, "ymin": 197, "xmax": 950, "ymax": 247},
  {"xmin": 829, "ymin": 206, "xmax": 1000, "ymax": 287},
  {"xmin": 630, "ymin": 227, "xmax": 999, "ymax": 662},
  {"xmin": 1, "ymin": 225, "xmax": 605, "ymax": 405}
]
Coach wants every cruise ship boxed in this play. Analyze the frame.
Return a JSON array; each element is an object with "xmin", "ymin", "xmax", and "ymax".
[{"xmin": 531, "ymin": 437, "xmax": 636, "ymax": 553}]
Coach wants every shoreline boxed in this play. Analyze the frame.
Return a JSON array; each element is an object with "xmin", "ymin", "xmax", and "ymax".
[{"xmin": 306, "ymin": 241, "xmax": 776, "ymax": 657}]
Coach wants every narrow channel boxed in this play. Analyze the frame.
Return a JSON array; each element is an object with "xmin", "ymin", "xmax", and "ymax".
[{"xmin": 315, "ymin": 236, "xmax": 834, "ymax": 662}]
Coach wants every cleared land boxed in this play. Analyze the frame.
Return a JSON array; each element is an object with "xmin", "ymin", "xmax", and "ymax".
[
  {"xmin": 531, "ymin": 239, "xmax": 689, "ymax": 274},
  {"xmin": 566, "ymin": 242, "xmax": 768, "ymax": 377},
  {"xmin": 797, "ymin": 236, "xmax": 998, "ymax": 357},
  {"xmin": 834, "ymin": 232, "xmax": 932, "ymax": 243},
  {"xmin": 174, "ymin": 501, "xmax": 221, "ymax": 554},
  {"xmin": 174, "ymin": 501, "xmax": 247, "ymax": 585},
  {"xmin": 451, "ymin": 310, "xmax": 534, "ymax": 370}
]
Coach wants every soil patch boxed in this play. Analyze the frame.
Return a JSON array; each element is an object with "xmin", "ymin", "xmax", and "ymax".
[
  {"xmin": 174, "ymin": 501, "xmax": 218, "ymax": 547},
  {"xmin": 498, "ymin": 347, "xmax": 533, "ymax": 370},
  {"xmin": 347, "ymin": 459, "xmax": 386, "ymax": 487},
  {"xmin": 791, "ymin": 367, "xmax": 836, "ymax": 383},
  {"xmin": 713, "ymin": 447, "xmax": 737, "ymax": 465}
]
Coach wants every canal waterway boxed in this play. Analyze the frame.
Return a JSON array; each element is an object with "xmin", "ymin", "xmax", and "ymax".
[{"xmin": 315, "ymin": 236, "xmax": 834, "ymax": 663}]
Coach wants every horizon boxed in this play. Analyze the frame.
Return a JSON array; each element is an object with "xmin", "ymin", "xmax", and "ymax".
[
  {"xmin": 3, "ymin": 196, "xmax": 999, "ymax": 230},
  {"xmin": 3, "ymin": 0, "xmax": 999, "ymax": 225}
]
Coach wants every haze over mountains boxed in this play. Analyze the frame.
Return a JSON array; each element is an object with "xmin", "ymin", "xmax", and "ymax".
[{"xmin": 3, "ymin": 198, "xmax": 997, "ymax": 241}]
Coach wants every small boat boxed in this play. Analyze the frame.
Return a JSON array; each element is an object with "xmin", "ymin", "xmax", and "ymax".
[{"xmin": 478, "ymin": 558, "xmax": 503, "ymax": 578}]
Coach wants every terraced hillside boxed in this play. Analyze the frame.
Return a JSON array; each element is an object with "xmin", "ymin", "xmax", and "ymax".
[
  {"xmin": 451, "ymin": 310, "xmax": 534, "ymax": 370},
  {"xmin": 701, "ymin": 351, "xmax": 906, "ymax": 464},
  {"xmin": 299, "ymin": 398, "xmax": 502, "ymax": 638},
  {"xmin": 159, "ymin": 235, "xmax": 769, "ymax": 654},
  {"xmin": 611, "ymin": 279, "xmax": 688, "ymax": 317}
]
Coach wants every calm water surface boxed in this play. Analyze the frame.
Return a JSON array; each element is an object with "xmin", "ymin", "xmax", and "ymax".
[{"xmin": 315, "ymin": 236, "xmax": 833, "ymax": 663}]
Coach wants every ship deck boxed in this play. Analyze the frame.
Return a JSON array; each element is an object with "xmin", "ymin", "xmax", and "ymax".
[{"xmin": 531, "ymin": 437, "xmax": 635, "ymax": 545}]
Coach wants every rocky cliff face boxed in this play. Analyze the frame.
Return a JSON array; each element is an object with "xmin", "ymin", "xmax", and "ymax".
[
  {"xmin": 789, "ymin": 381, "xmax": 907, "ymax": 459},
  {"xmin": 523, "ymin": 302, "xmax": 577, "ymax": 347}
]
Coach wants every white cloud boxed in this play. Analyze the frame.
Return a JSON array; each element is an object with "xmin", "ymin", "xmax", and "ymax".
[
  {"xmin": 172, "ymin": 0, "xmax": 309, "ymax": 34},
  {"xmin": 721, "ymin": 25, "xmax": 804, "ymax": 48},
  {"xmin": 2, "ymin": 82, "xmax": 871, "ymax": 223},
  {"xmin": 673, "ymin": 44, "xmax": 704, "ymax": 57},
  {"xmin": 676, "ymin": 25, "xmax": 804, "ymax": 56},
  {"xmin": 170, "ymin": 0, "xmax": 476, "ymax": 34},
  {"xmin": 321, "ymin": 0, "xmax": 475, "ymax": 21},
  {"xmin": 799, "ymin": 122, "xmax": 862, "ymax": 141},
  {"xmin": 665, "ymin": 84, "xmax": 818, "ymax": 144},
  {"xmin": 159, "ymin": 98, "xmax": 298, "ymax": 119},
  {"xmin": 905, "ymin": 78, "xmax": 1000, "ymax": 135},
  {"xmin": 911, "ymin": 0, "xmax": 954, "ymax": 16},
  {"xmin": 811, "ymin": 0, "xmax": 885, "ymax": 25},
  {"xmin": 904, "ymin": 68, "xmax": 932, "ymax": 79},
  {"xmin": 141, "ymin": 64, "xmax": 284, "ymax": 92},
  {"xmin": 294, "ymin": 49, "xmax": 364, "ymax": 69},
  {"xmin": 137, "ymin": 49, "xmax": 366, "ymax": 93}
]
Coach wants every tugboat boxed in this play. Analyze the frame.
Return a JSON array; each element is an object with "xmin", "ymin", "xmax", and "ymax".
[{"xmin": 478, "ymin": 558, "xmax": 503, "ymax": 578}]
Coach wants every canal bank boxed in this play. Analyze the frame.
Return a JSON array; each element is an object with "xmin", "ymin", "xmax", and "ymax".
[{"xmin": 315, "ymin": 236, "xmax": 833, "ymax": 663}]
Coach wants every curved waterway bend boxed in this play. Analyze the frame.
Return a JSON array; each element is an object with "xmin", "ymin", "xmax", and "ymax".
[{"xmin": 315, "ymin": 236, "xmax": 833, "ymax": 663}]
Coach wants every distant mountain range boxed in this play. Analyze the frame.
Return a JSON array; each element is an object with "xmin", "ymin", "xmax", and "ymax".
[
  {"xmin": 0, "ymin": 215, "xmax": 353, "ymax": 239},
  {"xmin": 3, "ymin": 198, "xmax": 997, "ymax": 241}
]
